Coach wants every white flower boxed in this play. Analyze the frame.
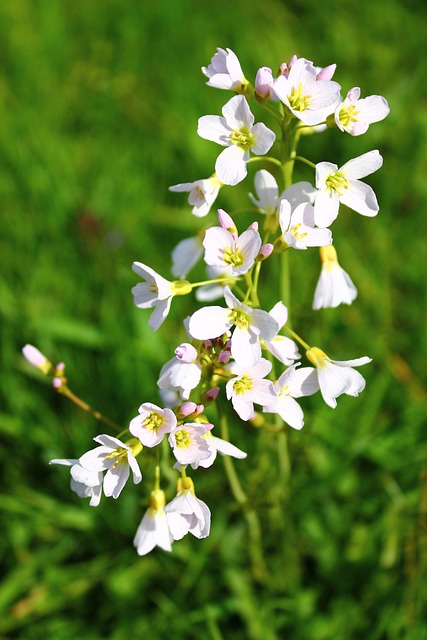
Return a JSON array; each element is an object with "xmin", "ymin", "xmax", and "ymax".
[
  {"xmin": 190, "ymin": 428, "xmax": 247, "ymax": 469},
  {"xmin": 79, "ymin": 435, "xmax": 142, "ymax": 499},
  {"xmin": 171, "ymin": 236, "xmax": 204, "ymax": 278},
  {"xmin": 157, "ymin": 343, "xmax": 202, "ymax": 400},
  {"xmin": 203, "ymin": 210, "xmax": 262, "ymax": 276},
  {"xmin": 189, "ymin": 286, "xmax": 279, "ymax": 367},
  {"xmin": 169, "ymin": 174, "xmax": 222, "ymax": 217},
  {"xmin": 334, "ymin": 87, "xmax": 390, "ymax": 136},
  {"xmin": 313, "ymin": 245, "xmax": 357, "ymax": 309},
  {"xmin": 133, "ymin": 489, "xmax": 173, "ymax": 556},
  {"xmin": 202, "ymin": 47, "xmax": 248, "ymax": 92},
  {"xmin": 264, "ymin": 364, "xmax": 319, "ymax": 430},
  {"xmin": 168, "ymin": 423, "xmax": 211, "ymax": 466},
  {"xmin": 22, "ymin": 344, "xmax": 52, "ymax": 374},
  {"xmin": 306, "ymin": 346, "xmax": 372, "ymax": 409},
  {"xmin": 198, "ymin": 95, "xmax": 276, "ymax": 186},
  {"xmin": 226, "ymin": 358, "xmax": 277, "ymax": 421},
  {"xmin": 49, "ymin": 458, "xmax": 103, "ymax": 507},
  {"xmin": 132, "ymin": 262, "xmax": 192, "ymax": 331},
  {"xmin": 129, "ymin": 402, "xmax": 177, "ymax": 447},
  {"xmin": 165, "ymin": 476, "xmax": 211, "ymax": 540},
  {"xmin": 278, "ymin": 200, "xmax": 332, "ymax": 250},
  {"xmin": 262, "ymin": 301, "xmax": 300, "ymax": 366},
  {"xmin": 274, "ymin": 57, "xmax": 341, "ymax": 126},
  {"xmin": 314, "ymin": 150, "xmax": 383, "ymax": 227}
]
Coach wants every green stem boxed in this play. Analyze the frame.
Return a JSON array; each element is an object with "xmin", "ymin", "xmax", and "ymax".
[
  {"xmin": 58, "ymin": 386, "xmax": 122, "ymax": 432},
  {"xmin": 247, "ymin": 156, "xmax": 282, "ymax": 169},
  {"xmin": 283, "ymin": 325, "xmax": 311, "ymax": 351},
  {"xmin": 295, "ymin": 155, "xmax": 316, "ymax": 169},
  {"xmin": 191, "ymin": 277, "xmax": 237, "ymax": 288}
]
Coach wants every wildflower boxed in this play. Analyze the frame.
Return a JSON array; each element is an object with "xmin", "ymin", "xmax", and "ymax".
[
  {"xmin": 264, "ymin": 364, "xmax": 319, "ymax": 430},
  {"xmin": 202, "ymin": 47, "xmax": 248, "ymax": 92},
  {"xmin": 203, "ymin": 210, "xmax": 262, "ymax": 276},
  {"xmin": 171, "ymin": 236, "xmax": 204, "ymax": 278},
  {"xmin": 169, "ymin": 423, "xmax": 211, "ymax": 466},
  {"xmin": 314, "ymin": 150, "xmax": 383, "ymax": 227},
  {"xmin": 169, "ymin": 175, "xmax": 222, "ymax": 217},
  {"xmin": 277, "ymin": 200, "xmax": 332, "ymax": 250},
  {"xmin": 132, "ymin": 262, "xmax": 192, "ymax": 331},
  {"xmin": 49, "ymin": 458, "xmax": 103, "ymax": 507},
  {"xmin": 157, "ymin": 343, "xmax": 202, "ymax": 400},
  {"xmin": 79, "ymin": 435, "xmax": 142, "ymax": 499},
  {"xmin": 334, "ymin": 87, "xmax": 390, "ymax": 136},
  {"xmin": 226, "ymin": 357, "xmax": 277, "ymax": 421},
  {"xmin": 306, "ymin": 347, "xmax": 372, "ymax": 408},
  {"xmin": 262, "ymin": 301, "xmax": 300, "ymax": 366},
  {"xmin": 129, "ymin": 402, "xmax": 177, "ymax": 447},
  {"xmin": 189, "ymin": 286, "xmax": 279, "ymax": 367},
  {"xmin": 312, "ymin": 245, "xmax": 357, "ymax": 309},
  {"xmin": 198, "ymin": 94, "xmax": 276, "ymax": 186},
  {"xmin": 133, "ymin": 489, "xmax": 173, "ymax": 556},
  {"xmin": 274, "ymin": 57, "xmax": 340, "ymax": 126},
  {"xmin": 165, "ymin": 476, "xmax": 211, "ymax": 540},
  {"xmin": 22, "ymin": 344, "xmax": 52, "ymax": 375}
]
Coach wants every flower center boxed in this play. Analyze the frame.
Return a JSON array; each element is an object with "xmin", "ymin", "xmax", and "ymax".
[
  {"xmin": 223, "ymin": 246, "xmax": 244, "ymax": 267},
  {"xmin": 279, "ymin": 384, "xmax": 291, "ymax": 397},
  {"xmin": 288, "ymin": 83, "xmax": 311, "ymax": 112},
  {"xmin": 306, "ymin": 346, "xmax": 329, "ymax": 369},
  {"xmin": 148, "ymin": 284, "xmax": 159, "ymax": 294},
  {"xmin": 143, "ymin": 411, "xmax": 164, "ymax": 431},
  {"xmin": 288, "ymin": 222, "xmax": 308, "ymax": 241},
  {"xmin": 230, "ymin": 127, "xmax": 255, "ymax": 150},
  {"xmin": 339, "ymin": 104, "xmax": 360, "ymax": 127},
  {"xmin": 175, "ymin": 428, "xmax": 192, "ymax": 449},
  {"xmin": 233, "ymin": 375, "xmax": 253, "ymax": 395},
  {"xmin": 229, "ymin": 308, "xmax": 251, "ymax": 329},
  {"xmin": 325, "ymin": 171, "xmax": 349, "ymax": 196}
]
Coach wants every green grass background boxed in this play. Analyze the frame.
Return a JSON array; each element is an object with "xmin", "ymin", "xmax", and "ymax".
[{"xmin": 1, "ymin": 0, "xmax": 426, "ymax": 638}]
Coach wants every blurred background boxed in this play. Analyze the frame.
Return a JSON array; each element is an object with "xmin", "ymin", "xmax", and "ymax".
[{"xmin": 1, "ymin": 0, "xmax": 426, "ymax": 638}]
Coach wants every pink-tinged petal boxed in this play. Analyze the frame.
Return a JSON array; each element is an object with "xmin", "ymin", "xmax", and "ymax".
[
  {"xmin": 231, "ymin": 326, "xmax": 261, "ymax": 368},
  {"xmin": 306, "ymin": 80, "xmax": 341, "ymax": 111},
  {"xmin": 128, "ymin": 454, "xmax": 142, "ymax": 484},
  {"xmin": 148, "ymin": 298, "xmax": 172, "ymax": 331},
  {"xmin": 236, "ymin": 229, "xmax": 262, "ymax": 264},
  {"xmin": 279, "ymin": 199, "xmax": 292, "ymax": 232},
  {"xmin": 316, "ymin": 64, "xmax": 337, "ymax": 81},
  {"xmin": 103, "ymin": 463, "xmax": 130, "ymax": 498},
  {"xmin": 251, "ymin": 309, "xmax": 280, "ymax": 342},
  {"xmin": 215, "ymin": 145, "xmax": 247, "ymax": 186},
  {"xmin": 232, "ymin": 394, "xmax": 254, "ymax": 421},
  {"xmin": 314, "ymin": 189, "xmax": 340, "ymax": 227},
  {"xmin": 340, "ymin": 180, "xmax": 379, "ymax": 216},
  {"xmin": 251, "ymin": 123, "xmax": 276, "ymax": 156},
  {"xmin": 197, "ymin": 115, "xmax": 230, "ymax": 145},
  {"xmin": 357, "ymin": 95, "xmax": 390, "ymax": 123},
  {"xmin": 341, "ymin": 150, "xmax": 383, "ymax": 179},
  {"xmin": 222, "ymin": 95, "xmax": 254, "ymax": 129},
  {"xmin": 218, "ymin": 208, "xmax": 237, "ymax": 232},
  {"xmin": 189, "ymin": 306, "xmax": 231, "ymax": 340},
  {"xmin": 175, "ymin": 343, "xmax": 198, "ymax": 363},
  {"xmin": 203, "ymin": 227, "xmax": 234, "ymax": 268}
]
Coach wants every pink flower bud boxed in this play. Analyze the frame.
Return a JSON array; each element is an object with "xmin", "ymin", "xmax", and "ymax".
[
  {"xmin": 203, "ymin": 339, "xmax": 213, "ymax": 349},
  {"xmin": 205, "ymin": 387, "xmax": 220, "ymax": 402},
  {"xmin": 52, "ymin": 377, "xmax": 63, "ymax": 389},
  {"xmin": 175, "ymin": 343, "xmax": 198, "ymax": 363},
  {"xmin": 225, "ymin": 339, "xmax": 232, "ymax": 349},
  {"xmin": 218, "ymin": 350, "xmax": 231, "ymax": 364},
  {"xmin": 22, "ymin": 344, "xmax": 52, "ymax": 375},
  {"xmin": 55, "ymin": 362, "xmax": 65, "ymax": 373},
  {"xmin": 195, "ymin": 404, "xmax": 204, "ymax": 415},
  {"xmin": 202, "ymin": 422, "xmax": 215, "ymax": 432},
  {"xmin": 247, "ymin": 221, "xmax": 258, "ymax": 231},
  {"xmin": 316, "ymin": 63, "xmax": 336, "ymax": 81},
  {"xmin": 217, "ymin": 208, "xmax": 237, "ymax": 235},
  {"xmin": 278, "ymin": 55, "xmax": 298, "ymax": 77},
  {"xmin": 257, "ymin": 243, "xmax": 274, "ymax": 261},
  {"xmin": 178, "ymin": 401, "xmax": 198, "ymax": 417},
  {"xmin": 255, "ymin": 66, "xmax": 274, "ymax": 99}
]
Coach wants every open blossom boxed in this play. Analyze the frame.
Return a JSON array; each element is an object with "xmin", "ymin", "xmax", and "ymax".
[
  {"xmin": 165, "ymin": 476, "xmax": 211, "ymax": 540},
  {"xmin": 278, "ymin": 200, "xmax": 332, "ymax": 250},
  {"xmin": 264, "ymin": 364, "xmax": 319, "ymax": 430},
  {"xmin": 334, "ymin": 87, "xmax": 390, "ymax": 136},
  {"xmin": 133, "ymin": 489, "xmax": 173, "ymax": 556},
  {"xmin": 198, "ymin": 94, "xmax": 275, "ymax": 186},
  {"xmin": 169, "ymin": 175, "xmax": 222, "ymax": 217},
  {"xmin": 274, "ymin": 57, "xmax": 341, "ymax": 126},
  {"xmin": 129, "ymin": 402, "xmax": 177, "ymax": 447},
  {"xmin": 202, "ymin": 47, "xmax": 248, "ymax": 92},
  {"xmin": 132, "ymin": 262, "xmax": 192, "ymax": 331},
  {"xmin": 78, "ymin": 435, "xmax": 142, "ymax": 499},
  {"xmin": 203, "ymin": 210, "xmax": 262, "ymax": 276},
  {"xmin": 189, "ymin": 286, "xmax": 279, "ymax": 367},
  {"xmin": 314, "ymin": 150, "xmax": 383, "ymax": 227},
  {"xmin": 226, "ymin": 357, "xmax": 277, "ymax": 421},
  {"xmin": 262, "ymin": 301, "xmax": 300, "ymax": 366},
  {"xmin": 171, "ymin": 236, "xmax": 204, "ymax": 278},
  {"xmin": 313, "ymin": 245, "xmax": 357, "ymax": 309},
  {"xmin": 168, "ymin": 423, "xmax": 211, "ymax": 466},
  {"xmin": 157, "ymin": 343, "xmax": 202, "ymax": 400},
  {"xmin": 306, "ymin": 347, "xmax": 372, "ymax": 409},
  {"xmin": 49, "ymin": 458, "xmax": 103, "ymax": 507}
]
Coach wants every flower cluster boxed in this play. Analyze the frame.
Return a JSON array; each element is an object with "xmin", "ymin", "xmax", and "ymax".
[{"xmin": 24, "ymin": 47, "xmax": 388, "ymax": 556}]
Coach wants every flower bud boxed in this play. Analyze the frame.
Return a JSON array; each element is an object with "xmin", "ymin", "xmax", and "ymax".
[
  {"xmin": 205, "ymin": 387, "xmax": 220, "ymax": 402},
  {"xmin": 175, "ymin": 343, "xmax": 198, "ymax": 363},
  {"xmin": 256, "ymin": 243, "xmax": 274, "ymax": 261},
  {"xmin": 316, "ymin": 63, "xmax": 336, "ymax": 81},
  {"xmin": 255, "ymin": 66, "xmax": 274, "ymax": 102},
  {"xmin": 22, "ymin": 344, "xmax": 52, "ymax": 375},
  {"xmin": 178, "ymin": 401, "xmax": 198, "ymax": 418},
  {"xmin": 218, "ymin": 209, "xmax": 237, "ymax": 235},
  {"xmin": 218, "ymin": 350, "xmax": 231, "ymax": 364}
]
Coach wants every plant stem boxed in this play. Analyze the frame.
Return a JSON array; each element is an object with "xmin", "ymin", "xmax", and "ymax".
[
  {"xmin": 58, "ymin": 386, "xmax": 122, "ymax": 432},
  {"xmin": 283, "ymin": 325, "xmax": 311, "ymax": 351}
]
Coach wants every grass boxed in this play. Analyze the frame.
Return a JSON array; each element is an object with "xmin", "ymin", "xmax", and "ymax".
[{"xmin": 1, "ymin": 0, "xmax": 426, "ymax": 638}]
